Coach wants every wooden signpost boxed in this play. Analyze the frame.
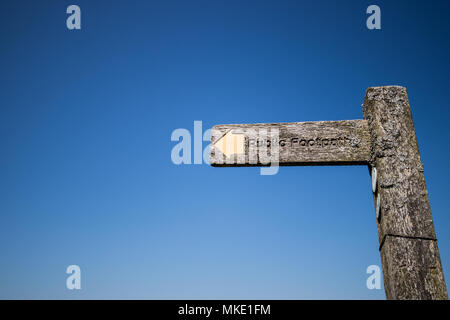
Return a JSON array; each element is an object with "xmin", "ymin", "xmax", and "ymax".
[{"xmin": 210, "ymin": 86, "xmax": 448, "ymax": 300}]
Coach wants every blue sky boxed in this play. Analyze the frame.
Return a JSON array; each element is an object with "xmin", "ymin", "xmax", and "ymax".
[{"xmin": 1, "ymin": 0, "xmax": 449, "ymax": 299}]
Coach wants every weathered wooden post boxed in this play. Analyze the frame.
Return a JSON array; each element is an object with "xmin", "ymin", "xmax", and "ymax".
[
  {"xmin": 210, "ymin": 85, "xmax": 448, "ymax": 299},
  {"xmin": 363, "ymin": 86, "xmax": 447, "ymax": 299}
]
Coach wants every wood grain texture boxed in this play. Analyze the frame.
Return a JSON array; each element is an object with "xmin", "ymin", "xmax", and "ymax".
[
  {"xmin": 363, "ymin": 86, "xmax": 447, "ymax": 300},
  {"xmin": 380, "ymin": 236, "xmax": 447, "ymax": 300},
  {"xmin": 210, "ymin": 120, "xmax": 370, "ymax": 166}
]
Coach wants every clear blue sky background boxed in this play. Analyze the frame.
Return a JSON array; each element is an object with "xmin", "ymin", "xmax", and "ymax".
[{"xmin": 1, "ymin": 0, "xmax": 449, "ymax": 299}]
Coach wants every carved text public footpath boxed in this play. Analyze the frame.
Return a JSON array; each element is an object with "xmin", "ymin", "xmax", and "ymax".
[{"xmin": 251, "ymin": 135, "xmax": 361, "ymax": 148}]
